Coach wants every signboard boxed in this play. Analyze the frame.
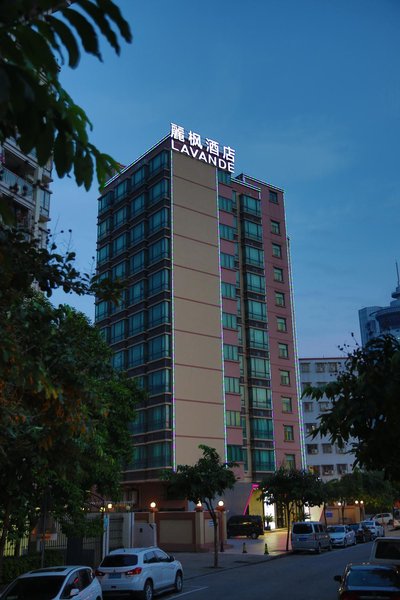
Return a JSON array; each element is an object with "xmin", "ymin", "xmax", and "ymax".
[{"xmin": 170, "ymin": 123, "xmax": 235, "ymax": 173}]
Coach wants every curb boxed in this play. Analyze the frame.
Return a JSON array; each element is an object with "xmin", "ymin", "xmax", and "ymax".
[{"xmin": 184, "ymin": 550, "xmax": 291, "ymax": 580}]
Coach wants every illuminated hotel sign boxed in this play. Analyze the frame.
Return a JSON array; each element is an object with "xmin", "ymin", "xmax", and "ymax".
[{"xmin": 170, "ymin": 123, "xmax": 235, "ymax": 173}]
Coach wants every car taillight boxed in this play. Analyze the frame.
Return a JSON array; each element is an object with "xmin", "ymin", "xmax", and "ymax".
[
  {"xmin": 95, "ymin": 569, "xmax": 105, "ymax": 577},
  {"xmin": 126, "ymin": 567, "xmax": 142, "ymax": 576}
]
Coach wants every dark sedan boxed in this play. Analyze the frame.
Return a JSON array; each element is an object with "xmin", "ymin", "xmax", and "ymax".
[
  {"xmin": 334, "ymin": 562, "xmax": 400, "ymax": 600},
  {"xmin": 347, "ymin": 522, "xmax": 374, "ymax": 543}
]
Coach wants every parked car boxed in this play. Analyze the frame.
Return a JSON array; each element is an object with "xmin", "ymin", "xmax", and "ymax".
[
  {"xmin": 226, "ymin": 515, "xmax": 264, "ymax": 539},
  {"xmin": 0, "ymin": 565, "xmax": 102, "ymax": 600},
  {"xmin": 291, "ymin": 521, "xmax": 331, "ymax": 553},
  {"xmin": 96, "ymin": 547, "xmax": 183, "ymax": 600},
  {"xmin": 327, "ymin": 525, "xmax": 356, "ymax": 547},
  {"xmin": 361, "ymin": 519, "xmax": 385, "ymax": 538},
  {"xmin": 370, "ymin": 536, "xmax": 400, "ymax": 565},
  {"xmin": 372, "ymin": 512, "xmax": 394, "ymax": 525},
  {"xmin": 347, "ymin": 522, "xmax": 374, "ymax": 543},
  {"xmin": 334, "ymin": 562, "xmax": 400, "ymax": 600}
]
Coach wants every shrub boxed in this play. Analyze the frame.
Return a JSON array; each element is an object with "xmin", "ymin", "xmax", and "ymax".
[{"xmin": 2, "ymin": 550, "xmax": 64, "ymax": 584}]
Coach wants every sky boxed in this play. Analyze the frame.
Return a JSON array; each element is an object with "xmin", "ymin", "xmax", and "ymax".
[{"xmin": 51, "ymin": 0, "xmax": 400, "ymax": 357}]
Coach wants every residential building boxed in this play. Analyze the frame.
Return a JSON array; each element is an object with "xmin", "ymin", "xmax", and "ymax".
[
  {"xmin": 95, "ymin": 124, "xmax": 303, "ymax": 512},
  {"xmin": 299, "ymin": 357, "xmax": 355, "ymax": 481},
  {"xmin": 359, "ymin": 276, "xmax": 400, "ymax": 345}
]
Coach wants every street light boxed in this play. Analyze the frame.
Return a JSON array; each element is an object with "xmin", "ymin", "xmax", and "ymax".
[{"xmin": 217, "ymin": 501, "xmax": 225, "ymax": 553}]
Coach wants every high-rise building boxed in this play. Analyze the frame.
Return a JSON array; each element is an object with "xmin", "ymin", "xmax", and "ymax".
[
  {"xmin": 299, "ymin": 357, "xmax": 355, "ymax": 480},
  {"xmin": 0, "ymin": 137, "xmax": 52, "ymax": 245},
  {"xmin": 95, "ymin": 124, "xmax": 303, "ymax": 511},
  {"xmin": 359, "ymin": 275, "xmax": 400, "ymax": 345}
]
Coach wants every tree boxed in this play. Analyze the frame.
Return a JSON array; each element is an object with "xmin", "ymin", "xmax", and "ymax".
[
  {"xmin": 162, "ymin": 445, "xmax": 237, "ymax": 568},
  {"xmin": 260, "ymin": 468, "xmax": 324, "ymax": 551},
  {"xmin": 305, "ymin": 335, "xmax": 400, "ymax": 481},
  {"xmin": 0, "ymin": 0, "xmax": 132, "ymax": 190}
]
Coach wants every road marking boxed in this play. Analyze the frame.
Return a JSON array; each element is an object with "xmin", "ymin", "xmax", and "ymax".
[{"xmin": 168, "ymin": 585, "xmax": 208, "ymax": 598}]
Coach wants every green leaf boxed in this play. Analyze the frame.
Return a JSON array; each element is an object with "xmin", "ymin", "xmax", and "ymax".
[
  {"xmin": 61, "ymin": 7, "xmax": 102, "ymax": 60},
  {"xmin": 46, "ymin": 15, "xmax": 81, "ymax": 68},
  {"xmin": 77, "ymin": 0, "xmax": 120, "ymax": 54},
  {"xmin": 96, "ymin": 0, "xmax": 133, "ymax": 43}
]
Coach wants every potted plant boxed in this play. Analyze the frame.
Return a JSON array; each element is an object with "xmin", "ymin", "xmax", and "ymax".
[{"xmin": 264, "ymin": 515, "xmax": 274, "ymax": 530}]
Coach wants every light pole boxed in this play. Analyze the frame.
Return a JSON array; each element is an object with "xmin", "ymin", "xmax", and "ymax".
[{"xmin": 217, "ymin": 501, "xmax": 225, "ymax": 553}]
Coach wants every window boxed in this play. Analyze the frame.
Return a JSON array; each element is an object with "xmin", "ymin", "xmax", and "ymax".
[
  {"xmin": 131, "ymin": 193, "xmax": 145, "ymax": 216},
  {"xmin": 114, "ymin": 205, "xmax": 128, "ymax": 229},
  {"xmin": 284, "ymin": 454, "xmax": 296, "ymax": 469},
  {"xmin": 97, "ymin": 244, "xmax": 109, "ymax": 265},
  {"xmin": 316, "ymin": 362, "xmax": 326, "ymax": 373},
  {"xmin": 112, "ymin": 350, "xmax": 125, "ymax": 370},
  {"xmin": 218, "ymin": 170, "xmax": 231, "ymax": 185},
  {"xmin": 301, "ymin": 381, "xmax": 311, "ymax": 393},
  {"xmin": 269, "ymin": 190, "xmax": 278, "ymax": 203},
  {"xmin": 98, "ymin": 218, "xmax": 111, "ymax": 239},
  {"xmin": 227, "ymin": 445, "xmax": 243, "ymax": 462},
  {"xmin": 222, "ymin": 312, "xmax": 237, "ymax": 330},
  {"xmin": 282, "ymin": 396, "xmax": 292, "ymax": 413},
  {"xmin": 112, "ymin": 261, "xmax": 127, "ymax": 280},
  {"xmin": 283, "ymin": 425, "xmax": 294, "ymax": 441},
  {"xmin": 224, "ymin": 344, "xmax": 238, "ymax": 361},
  {"xmin": 245, "ymin": 272, "xmax": 265, "ymax": 293},
  {"xmin": 147, "ymin": 442, "xmax": 171, "ymax": 467},
  {"xmin": 272, "ymin": 243, "xmax": 282, "ymax": 258},
  {"xmin": 303, "ymin": 402, "xmax": 313, "ymax": 412},
  {"xmin": 248, "ymin": 327, "xmax": 268, "ymax": 350},
  {"xmin": 337, "ymin": 464, "xmax": 348, "ymax": 475},
  {"xmin": 129, "ymin": 280, "xmax": 145, "ymax": 305},
  {"xmin": 128, "ymin": 311, "xmax": 145, "ymax": 336},
  {"xmin": 127, "ymin": 343, "xmax": 145, "ymax": 367},
  {"xmin": 240, "ymin": 194, "xmax": 261, "ymax": 216},
  {"xmin": 220, "ymin": 252, "xmax": 235, "ymax": 269},
  {"xmin": 226, "ymin": 411, "xmax": 241, "ymax": 427},
  {"xmin": 149, "ymin": 207, "xmax": 169, "ymax": 233},
  {"xmin": 149, "ymin": 179, "xmax": 169, "ymax": 204},
  {"xmin": 149, "ymin": 150, "xmax": 169, "ymax": 174},
  {"xmin": 248, "ymin": 357, "xmax": 270, "ymax": 379},
  {"xmin": 278, "ymin": 343, "xmax": 289, "ymax": 359},
  {"xmin": 319, "ymin": 402, "xmax": 330, "ymax": 412},
  {"xmin": 148, "ymin": 269, "xmax": 170, "ymax": 295},
  {"xmin": 219, "ymin": 223, "xmax": 236, "ymax": 240},
  {"xmin": 221, "ymin": 282, "xmax": 236, "ymax": 299},
  {"xmin": 98, "ymin": 190, "xmax": 113, "ymax": 214},
  {"xmin": 309, "ymin": 465, "xmax": 320, "ymax": 476},
  {"xmin": 322, "ymin": 465, "xmax": 334, "ymax": 476},
  {"xmin": 224, "ymin": 377, "xmax": 240, "ymax": 394},
  {"xmin": 305, "ymin": 423, "xmax": 317, "ymax": 435},
  {"xmin": 148, "ymin": 369, "xmax": 171, "ymax": 395},
  {"xmin": 322, "ymin": 444, "xmax": 333, "ymax": 454},
  {"xmin": 131, "ymin": 250, "xmax": 145, "ymax": 274},
  {"xmin": 300, "ymin": 362, "xmax": 310, "ymax": 373},
  {"xmin": 148, "ymin": 238, "xmax": 169, "ymax": 264},
  {"xmin": 131, "ymin": 166, "xmax": 145, "ymax": 188},
  {"xmin": 251, "ymin": 418, "xmax": 273, "ymax": 439},
  {"xmin": 328, "ymin": 362, "xmax": 339, "ymax": 373},
  {"xmin": 275, "ymin": 291, "xmax": 285, "ymax": 307},
  {"xmin": 277, "ymin": 317, "xmax": 287, "ymax": 332},
  {"xmin": 218, "ymin": 195, "xmax": 234, "ymax": 212},
  {"xmin": 244, "ymin": 245, "xmax": 264, "ymax": 267},
  {"xmin": 110, "ymin": 292, "xmax": 126, "ymax": 314},
  {"xmin": 273, "ymin": 267, "xmax": 284, "ymax": 282},
  {"xmin": 246, "ymin": 300, "xmax": 267, "ymax": 321},
  {"xmin": 148, "ymin": 334, "xmax": 170, "ymax": 361},
  {"xmin": 95, "ymin": 300, "xmax": 108, "ymax": 320},
  {"xmin": 280, "ymin": 370, "xmax": 290, "ymax": 385},
  {"xmin": 113, "ymin": 233, "xmax": 128, "ymax": 256},
  {"xmin": 251, "ymin": 449, "xmax": 275, "ymax": 472},
  {"xmin": 114, "ymin": 179, "xmax": 129, "ymax": 202},
  {"xmin": 307, "ymin": 444, "xmax": 318, "ymax": 455},
  {"xmin": 131, "ymin": 221, "xmax": 145, "ymax": 246},
  {"xmin": 271, "ymin": 220, "xmax": 280, "ymax": 234},
  {"xmin": 249, "ymin": 387, "xmax": 272, "ymax": 409},
  {"xmin": 110, "ymin": 319, "xmax": 125, "ymax": 343},
  {"xmin": 148, "ymin": 405, "xmax": 171, "ymax": 431},
  {"xmin": 148, "ymin": 301, "xmax": 170, "ymax": 327},
  {"xmin": 243, "ymin": 220, "xmax": 262, "ymax": 241}
]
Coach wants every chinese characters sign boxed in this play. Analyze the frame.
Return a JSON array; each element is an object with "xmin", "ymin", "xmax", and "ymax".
[{"xmin": 170, "ymin": 123, "xmax": 235, "ymax": 173}]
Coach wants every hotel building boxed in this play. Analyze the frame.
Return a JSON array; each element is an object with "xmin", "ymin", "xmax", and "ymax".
[{"xmin": 95, "ymin": 125, "xmax": 303, "ymax": 511}]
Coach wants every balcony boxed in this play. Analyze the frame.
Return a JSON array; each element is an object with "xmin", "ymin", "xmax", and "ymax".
[{"xmin": 0, "ymin": 165, "xmax": 33, "ymax": 201}]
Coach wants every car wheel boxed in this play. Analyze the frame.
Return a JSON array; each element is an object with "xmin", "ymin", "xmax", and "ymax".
[
  {"xmin": 315, "ymin": 544, "xmax": 321, "ymax": 554},
  {"xmin": 250, "ymin": 532, "xmax": 258, "ymax": 540},
  {"xmin": 344, "ymin": 539, "xmax": 347, "ymax": 548},
  {"xmin": 174, "ymin": 571, "xmax": 183, "ymax": 593},
  {"xmin": 140, "ymin": 579, "xmax": 153, "ymax": 600}
]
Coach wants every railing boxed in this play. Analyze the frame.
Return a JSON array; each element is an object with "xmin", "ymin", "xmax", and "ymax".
[{"xmin": 0, "ymin": 165, "xmax": 33, "ymax": 199}]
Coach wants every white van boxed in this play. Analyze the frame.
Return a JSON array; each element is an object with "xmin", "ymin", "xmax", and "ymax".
[
  {"xmin": 291, "ymin": 521, "xmax": 331, "ymax": 553},
  {"xmin": 370, "ymin": 536, "xmax": 400, "ymax": 564}
]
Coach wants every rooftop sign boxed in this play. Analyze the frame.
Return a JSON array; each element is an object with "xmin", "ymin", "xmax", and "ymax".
[{"xmin": 170, "ymin": 123, "xmax": 235, "ymax": 173}]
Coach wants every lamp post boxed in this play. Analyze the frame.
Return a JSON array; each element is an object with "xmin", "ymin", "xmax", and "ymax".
[{"xmin": 217, "ymin": 501, "xmax": 225, "ymax": 553}]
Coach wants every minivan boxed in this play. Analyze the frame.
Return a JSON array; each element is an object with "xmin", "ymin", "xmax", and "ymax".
[
  {"xmin": 370, "ymin": 536, "xmax": 400, "ymax": 564},
  {"xmin": 291, "ymin": 521, "xmax": 331, "ymax": 553},
  {"xmin": 226, "ymin": 515, "xmax": 264, "ymax": 539}
]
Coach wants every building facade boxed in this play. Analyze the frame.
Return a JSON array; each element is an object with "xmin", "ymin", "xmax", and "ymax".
[
  {"xmin": 299, "ymin": 357, "xmax": 355, "ymax": 481},
  {"xmin": 0, "ymin": 137, "xmax": 52, "ymax": 245},
  {"xmin": 359, "ymin": 278, "xmax": 400, "ymax": 345},
  {"xmin": 95, "ymin": 125, "xmax": 303, "ymax": 510}
]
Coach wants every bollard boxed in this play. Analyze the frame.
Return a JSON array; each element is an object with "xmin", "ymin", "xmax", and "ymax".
[
  {"xmin": 264, "ymin": 542, "xmax": 269, "ymax": 555},
  {"xmin": 242, "ymin": 542, "xmax": 247, "ymax": 554}
]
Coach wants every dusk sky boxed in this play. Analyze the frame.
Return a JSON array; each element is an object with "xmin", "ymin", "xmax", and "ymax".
[{"xmin": 51, "ymin": 0, "xmax": 400, "ymax": 357}]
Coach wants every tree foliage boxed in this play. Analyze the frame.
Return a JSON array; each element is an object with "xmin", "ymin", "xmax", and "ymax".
[
  {"xmin": 304, "ymin": 335, "xmax": 400, "ymax": 481},
  {"xmin": 0, "ymin": 0, "xmax": 132, "ymax": 189},
  {"xmin": 162, "ymin": 445, "xmax": 237, "ymax": 568}
]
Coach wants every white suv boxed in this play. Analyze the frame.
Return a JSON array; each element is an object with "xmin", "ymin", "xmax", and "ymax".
[{"xmin": 96, "ymin": 547, "xmax": 183, "ymax": 600}]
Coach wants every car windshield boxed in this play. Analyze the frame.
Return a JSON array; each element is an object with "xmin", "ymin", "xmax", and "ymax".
[
  {"xmin": 328, "ymin": 526, "xmax": 345, "ymax": 533},
  {"xmin": 2, "ymin": 576, "xmax": 65, "ymax": 599},
  {"xmin": 347, "ymin": 568, "xmax": 400, "ymax": 588},
  {"xmin": 101, "ymin": 554, "xmax": 138, "ymax": 567},
  {"xmin": 348, "ymin": 524, "xmax": 359, "ymax": 531}
]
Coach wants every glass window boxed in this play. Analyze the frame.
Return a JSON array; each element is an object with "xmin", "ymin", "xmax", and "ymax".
[
  {"xmin": 243, "ymin": 220, "xmax": 262, "ymax": 241},
  {"xmin": 223, "ymin": 344, "xmax": 238, "ymax": 361},
  {"xmin": 149, "ymin": 238, "xmax": 169, "ymax": 264},
  {"xmin": 273, "ymin": 267, "xmax": 284, "ymax": 282},
  {"xmin": 127, "ymin": 343, "xmax": 145, "ymax": 367},
  {"xmin": 131, "ymin": 193, "xmax": 145, "ymax": 216},
  {"xmin": 246, "ymin": 300, "xmax": 267, "ymax": 321},
  {"xmin": 221, "ymin": 282, "xmax": 236, "ymax": 299},
  {"xmin": 148, "ymin": 301, "xmax": 170, "ymax": 327},
  {"xmin": 219, "ymin": 224, "xmax": 236, "ymax": 240},
  {"xmin": 114, "ymin": 205, "xmax": 128, "ymax": 229},
  {"xmin": 245, "ymin": 273, "xmax": 265, "ymax": 293},
  {"xmin": 275, "ymin": 291, "xmax": 285, "ymax": 307},
  {"xmin": 284, "ymin": 454, "xmax": 296, "ymax": 469},
  {"xmin": 277, "ymin": 317, "xmax": 287, "ymax": 332},
  {"xmin": 112, "ymin": 261, "xmax": 127, "ymax": 280},
  {"xmin": 131, "ymin": 221, "xmax": 145, "ymax": 246},
  {"xmin": 248, "ymin": 327, "xmax": 269, "ymax": 349},
  {"xmin": 110, "ymin": 291, "xmax": 126, "ymax": 314},
  {"xmin": 113, "ymin": 233, "xmax": 128, "ymax": 256},
  {"xmin": 303, "ymin": 401, "xmax": 313, "ymax": 412},
  {"xmin": 278, "ymin": 343, "xmax": 289, "ymax": 358},
  {"xmin": 226, "ymin": 410, "xmax": 241, "ymax": 427},
  {"xmin": 322, "ymin": 443, "xmax": 333, "ymax": 454},
  {"xmin": 95, "ymin": 300, "xmax": 108, "ymax": 320},
  {"xmin": 227, "ymin": 445, "xmax": 243, "ymax": 462},
  {"xmin": 269, "ymin": 190, "xmax": 278, "ymax": 203},
  {"xmin": 148, "ymin": 334, "xmax": 170, "ymax": 361},
  {"xmin": 251, "ymin": 418, "xmax": 273, "ymax": 439},
  {"xmin": 147, "ymin": 405, "xmax": 171, "ymax": 431},
  {"xmin": 316, "ymin": 362, "xmax": 326, "ymax": 372},
  {"xmin": 97, "ymin": 244, "xmax": 109, "ymax": 265},
  {"xmin": 149, "ymin": 207, "xmax": 169, "ymax": 233},
  {"xmin": 98, "ymin": 217, "xmax": 111, "ymax": 239},
  {"xmin": 284, "ymin": 425, "xmax": 294, "ymax": 441},
  {"xmin": 149, "ymin": 179, "xmax": 169, "ymax": 204},
  {"xmin": 218, "ymin": 170, "xmax": 231, "ymax": 185},
  {"xmin": 307, "ymin": 444, "xmax": 318, "ymax": 455},
  {"xmin": 220, "ymin": 252, "xmax": 235, "ymax": 270},
  {"xmin": 129, "ymin": 280, "xmax": 145, "ymax": 305},
  {"xmin": 222, "ymin": 312, "xmax": 237, "ymax": 330},
  {"xmin": 280, "ymin": 370, "xmax": 290, "ymax": 385},
  {"xmin": 148, "ymin": 369, "xmax": 171, "ymax": 395},
  {"xmin": 131, "ymin": 250, "xmax": 145, "ymax": 274},
  {"xmin": 98, "ymin": 190, "xmax": 113, "ymax": 214},
  {"xmin": 240, "ymin": 194, "xmax": 261, "ymax": 216},
  {"xmin": 149, "ymin": 151, "xmax": 169, "ymax": 174},
  {"xmin": 272, "ymin": 243, "xmax": 282, "ymax": 258},
  {"xmin": 248, "ymin": 357, "xmax": 270, "ymax": 379},
  {"xmin": 271, "ymin": 220, "xmax": 280, "ymax": 234},
  {"xmin": 112, "ymin": 350, "xmax": 125, "ymax": 370},
  {"xmin": 218, "ymin": 195, "xmax": 233, "ymax": 212},
  {"xmin": 244, "ymin": 245, "xmax": 264, "ymax": 267},
  {"xmin": 128, "ymin": 311, "xmax": 145, "ymax": 336},
  {"xmin": 147, "ymin": 442, "xmax": 171, "ymax": 468},
  {"xmin": 224, "ymin": 377, "xmax": 240, "ymax": 394},
  {"xmin": 110, "ymin": 319, "xmax": 125, "ymax": 343},
  {"xmin": 114, "ymin": 179, "xmax": 129, "ymax": 202},
  {"xmin": 131, "ymin": 166, "xmax": 145, "ymax": 189},
  {"xmin": 251, "ymin": 449, "xmax": 275, "ymax": 472},
  {"xmin": 282, "ymin": 396, "xmax": 292, "ymax": 413},
  {"xmin": 148, "ymin": 269, "xmax": 170, "ymax": 295}
]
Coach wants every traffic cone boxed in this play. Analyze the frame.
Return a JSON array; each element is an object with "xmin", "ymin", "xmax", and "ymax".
[
  {"xmin": 264, "ymin": 542, "xmax": 269, "ymax": 555},
  {"xmin": 242, "ymin": 542, "xmax": 247, "ymax": 554}
]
